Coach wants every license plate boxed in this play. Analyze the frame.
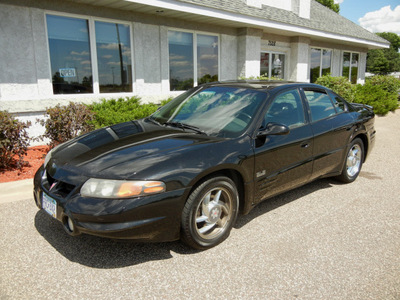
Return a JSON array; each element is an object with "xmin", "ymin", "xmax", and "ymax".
[{"xmin": 42, "ymin": 193, "xmax": 57, "ymax": 218}]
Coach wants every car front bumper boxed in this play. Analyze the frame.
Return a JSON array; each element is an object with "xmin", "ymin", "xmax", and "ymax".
[{"xmin": 33, "ymin": 166, "xmax": 188, "ymax": 242}]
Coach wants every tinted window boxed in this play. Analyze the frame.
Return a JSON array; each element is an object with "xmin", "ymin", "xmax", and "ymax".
[
  {"xmin": 328, "ymin": 91, "xmax": 346, "ymax": 113},
  {"xmin": 310, "ymin": 48, "xmax": 332, "ymax": 83},
  {"xmin": 47, "ymin": 15, "xmax": 93, "ymax": 94},
  {"xmin": 168, "ymin": 31, "xmax": 194, "ymax": 91},
  {"xmin": 95, "ymin": 21, "xmax": 132, "ymax": 93},
  {"xmin": 168, "ymin": 31, "xmax": 219, "ymax": 91},
  {"xmin": 304, "ymin": 90, "xmax": 336, "ymax": 122},
  {"xmin": 264, "ymin": 89, "xmax": 305, "ymax": 128},
  {"xmin": 197, "ymin": 34, "xmax": 218, "ymax": 84}
]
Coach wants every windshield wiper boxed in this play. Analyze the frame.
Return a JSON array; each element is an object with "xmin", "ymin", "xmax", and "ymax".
[
  {"xmin": 145, "ymin": 116, "xmax": 162, "ymax": 126},
  {"xmin": 164, "ymin": 122, "xmax": 206, "ymax": 135}
]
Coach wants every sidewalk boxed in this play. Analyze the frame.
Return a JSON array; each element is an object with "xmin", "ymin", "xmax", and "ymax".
[{"xmin": 0, "ymin": 179, "xmax": 33, "ymax": 204}]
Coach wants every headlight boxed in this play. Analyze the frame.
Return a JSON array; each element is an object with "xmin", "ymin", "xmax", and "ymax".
[{"xmin": 80, "ymin": 178, "xmax": 166, "ymax": 199}]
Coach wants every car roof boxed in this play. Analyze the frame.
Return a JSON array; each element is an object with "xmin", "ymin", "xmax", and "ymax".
[{"xmin": 202, "ymin": 80, "xmax": 327, "ymax": 92}]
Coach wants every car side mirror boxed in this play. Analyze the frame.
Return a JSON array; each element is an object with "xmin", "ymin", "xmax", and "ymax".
[{"xmin": 257, "ymin": 122, "xmax": 290, "ymax": 137}]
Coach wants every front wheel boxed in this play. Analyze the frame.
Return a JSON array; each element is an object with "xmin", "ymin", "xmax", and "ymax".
[
  {"xmin": 336, "ymin": 138, "xmax": 364, "ymax": 183},
  {"xmin": 181, "ymin": 176, "xmax": 239, "ymax": 249}
]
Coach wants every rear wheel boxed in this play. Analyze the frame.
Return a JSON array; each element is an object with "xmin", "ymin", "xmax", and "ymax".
[
  {"xmin": 181, "ymin": 176, "xmax": 239, "ymax": 249},
  {"xmin": 336, "ymin": 138, "xmax": 364, "ymax": 183}
]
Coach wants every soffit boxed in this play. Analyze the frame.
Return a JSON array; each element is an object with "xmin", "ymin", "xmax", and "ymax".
[{"xmin": 66, "ymin": 0, "xmax": 388, "ymax": 49}]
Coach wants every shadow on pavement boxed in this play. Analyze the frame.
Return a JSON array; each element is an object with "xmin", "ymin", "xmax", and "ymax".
[
  {"xmin": 235, "ymin": 178, "xmax": 335, "ymax": 229},
  {"xmin": 34, "ymin": 211, "xmax": 200, "ymax": 269}
]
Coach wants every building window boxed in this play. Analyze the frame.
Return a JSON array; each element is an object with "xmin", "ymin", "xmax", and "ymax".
[
  {"xmin": 47, "ymin": 15, "xmax": 93, "ymax": 94},
  {"xmin": 46, "ymin": 15, "xmax": 133, "ymax": 95},
  {"xmin": 310, "ymin": 48, "xmax": 332, "ymax": 83},
  {"xmin": 260, "ymin": 52, "xmax": 285, "ymax": 79},
  {"xmin": 168, "ymin": 30, "xmax": 219, "ymax": 91},
  {"xmin": 342, "ymin": 52, "xmax": 359, "ymax": 84},
  {"xmin": 197, "ymin": 34, "xmax": 219, "ymax": 85},
  {"xmin": 95, "ymin": 21, "xmax": 132, "ymax": 93}
]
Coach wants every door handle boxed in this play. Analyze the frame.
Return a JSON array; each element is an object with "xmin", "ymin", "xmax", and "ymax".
[{"xmin": 301, "ymin": 142, "xmax": 310, "ymax": 148}]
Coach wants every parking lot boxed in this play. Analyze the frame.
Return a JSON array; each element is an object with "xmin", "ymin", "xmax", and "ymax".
[{"xmin": 1, "ymin": 112, "xmax": 399, "ymax": 299}]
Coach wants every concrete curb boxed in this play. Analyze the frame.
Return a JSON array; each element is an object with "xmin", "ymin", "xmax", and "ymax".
[{"xmin": 0, "ymin": 179, "xmax": 33, "ymax": 204}]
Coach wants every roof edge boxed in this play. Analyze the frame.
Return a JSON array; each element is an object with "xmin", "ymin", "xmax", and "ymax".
[{"xmin": 125, "ymin": 0, "xmax": 389, "ymax": 49}]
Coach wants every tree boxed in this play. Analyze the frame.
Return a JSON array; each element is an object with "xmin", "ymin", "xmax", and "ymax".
[
  {"xmin": 316, "ymin": 0, "xmax": 340, "ymax": 13},
  {"xmin": 366, "ymin": 32, "xmax": 400, "ymax": 75},
  {"xmin": 377, "ymin": 32, "xmax": 400, "ymax": 52}
]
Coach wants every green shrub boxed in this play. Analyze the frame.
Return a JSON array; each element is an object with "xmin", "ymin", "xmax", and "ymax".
[
  {"xmin": 315, "ymin": 75, "xmax": 356, "ymax": 102},
  {"xmin": 0, "ymin": 111, "xmax": 31, "ymax": 170},
  {"xmin": 37, "ymin": 102, "xmax": 95, "ymax": 148},
  {"xmin": 366, "ymin": 75, "xmax": 400, "ymax": 95},
  {"xmin": 354, "ymin": 82, "xmax": 398, "ymax": 115},
  {"xmin": 88, "ymin": 96, "xmax": 171, "ymax": 129}
]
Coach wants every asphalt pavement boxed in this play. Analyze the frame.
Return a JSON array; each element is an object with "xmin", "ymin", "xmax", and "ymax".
[{"xmin": 1, "ymin": 112, "xmax": 399, "ymax": 299}]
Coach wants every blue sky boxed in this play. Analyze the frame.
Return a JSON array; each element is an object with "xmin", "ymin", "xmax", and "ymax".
[{"xmin": 335, "ymin": 0, "xmax": 400, "ymax": 34}]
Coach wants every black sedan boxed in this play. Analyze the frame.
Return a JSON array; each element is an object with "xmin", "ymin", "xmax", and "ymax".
[{"xmin": 34, "ymin": 81, "xmax": 376, "ymax": 249}]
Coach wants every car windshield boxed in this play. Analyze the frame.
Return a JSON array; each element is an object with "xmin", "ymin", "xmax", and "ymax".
[{"xmin": 150, "ymin": 86, "xmax": 267, "ymax": 137}]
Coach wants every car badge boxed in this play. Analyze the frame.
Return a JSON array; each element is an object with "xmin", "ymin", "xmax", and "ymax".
[{"xmin": 50, "ymin": 181, "xmax": 57, "ymax": 191}]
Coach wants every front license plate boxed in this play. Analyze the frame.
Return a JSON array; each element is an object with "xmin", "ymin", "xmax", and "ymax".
[{"xmin": 42, "ymin": 193, "xmax": 57, "ymax": 218}]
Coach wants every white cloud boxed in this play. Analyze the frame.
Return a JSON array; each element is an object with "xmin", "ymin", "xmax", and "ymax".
[
  {"xmin": 334, "ymin": 0, "xmax": 344, "ymax": 4},
  {"xmin": 359, "ymin": 5, "xmax": 400, "ymax": 34},
  {"xmin": 170, "ymin": 60, "xmax": 191, "ymax": 67},
  {"xmin": 71, "ymin": 51, "xmax": 89, "ymax": 56},
  {"xmin": 107, "ymin": 61, "xmax": 121, "ymax": 66},
  {"xmin": 199, "ymin": 54, "xmax": 217, "ymax": 60}
]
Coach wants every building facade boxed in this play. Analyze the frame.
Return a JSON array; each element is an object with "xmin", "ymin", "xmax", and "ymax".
[{"xmin": 0, "ymin": 0, "xmax": 389, "ymax": 141}]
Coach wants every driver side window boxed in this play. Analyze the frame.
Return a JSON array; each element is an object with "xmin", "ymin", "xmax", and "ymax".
[{"xmin": 264, "ymin": 89, "xmax": 306, "ymax": 129}]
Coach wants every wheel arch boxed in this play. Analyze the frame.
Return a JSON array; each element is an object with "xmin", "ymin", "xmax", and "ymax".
[
  {"xmin": 187, "ymin": 168, "xmax": 247, "ymax": 214},
  {"xmin": 353, "ymin": 133, "xmax": 369, "ymax": 162}
]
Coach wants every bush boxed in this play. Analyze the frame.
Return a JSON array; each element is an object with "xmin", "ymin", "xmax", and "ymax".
[
  {"xmin": 88, "ymin": 96, "xmax": 170, "ymax": 129},
  {"xmin": 366, "ymin": 75, "xmax": 400, "ymax": 95},
  {"xmin": 315, "ymin": 75, "xmax": 356, "ymax": 102},
  {"xmin": 37, "ymin": 102, "xmax": 95, "ymax": 148},
  {"xmin": 354, "ymin": 82, "xmax": 398, "ymax": 115},
  {"xmin": 0, "ymin": 111, "xmax": 31, "ymax": 170}
]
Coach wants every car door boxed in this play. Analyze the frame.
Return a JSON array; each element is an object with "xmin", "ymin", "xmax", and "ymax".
[
  {"xmin": 301, "ymin": 88, "xmax": 355, "ymax": 180},
  {"xmin": 253, "ymin": 88, "xmax": 313, "ymax": 204}
]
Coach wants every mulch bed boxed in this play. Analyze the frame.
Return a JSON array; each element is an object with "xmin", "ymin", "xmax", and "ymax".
[{"xmin": 0, "ymin": 146, "xmax": 49, "ymax": 183}]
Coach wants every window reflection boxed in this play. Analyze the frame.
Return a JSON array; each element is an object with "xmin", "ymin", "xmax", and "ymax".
[
  {"xmin": 168, "ymin": 31, "xmax": 219, "ymax": 91},
  {"xmin": 260, "ymin": 53, "xmax": 269, "ymax": 76},
  {"xmin": 168, "ymin": 31, "xmax": 194, "ymax": 91},
  {"xmin": 342, "ymin": 52, "xmax": 359, "ymax": 83},
  {"xmin": 197, "ymin": 34, "xmax": 218, "ymax": 84},
  {"xmin": 260, "ymin": 52, "xmax": 285, "ymax": 79},
  {"xmin": 47, "ymin": 15, "xmax": 93, "ymax": 94},
  {"xmin": 342, "ymin": 52, "xmax": 351, "ymax": 79},
  {"xmin": 310, "ymin": 48, "xmax": 321, "ymax": 83},
  {"xmin": 321, "ymin": 49, "xmax": 332, "ymax": 77},
  {"xmin": 310, "ymin": 48, "xmax": 332, "ymax": 83},
  {"xmin": 351, "ymin": 53, "xmax": 359, "ymax": 84},
  {"xmin": 272, "ymin": 54, "xmax": 285, "ymax": 78},
  {"xmin": 95, "ymin": 21, "xmax": 132, "ymax": 93}
]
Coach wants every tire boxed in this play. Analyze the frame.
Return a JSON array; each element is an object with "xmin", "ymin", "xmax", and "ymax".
[
  {"xmin": 336, "ymin": 138, "xmax": 364, "ymax": 183},
  {"xmin": 181, "ymin": 176, "xmax": 239, "ymax": 250}
]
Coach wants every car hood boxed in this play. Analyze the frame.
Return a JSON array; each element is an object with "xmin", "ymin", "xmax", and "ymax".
[{"xmin": 49, "ymin": 120, "xmax": 221, "ymax": 178}]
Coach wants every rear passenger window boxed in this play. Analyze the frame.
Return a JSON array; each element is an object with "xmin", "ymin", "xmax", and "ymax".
[
  {"xmin": 304, "ymin": 90, "xmax": 336, "ymax": 122},
  {"xmin": 328, "ymin": 91, "xmax": 346, "ymax": 113}
]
